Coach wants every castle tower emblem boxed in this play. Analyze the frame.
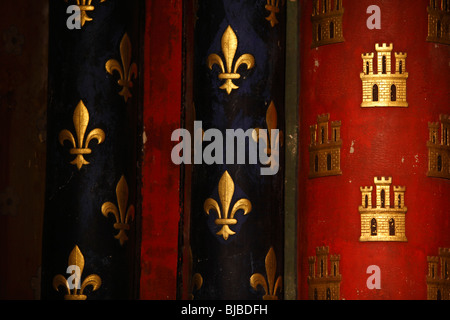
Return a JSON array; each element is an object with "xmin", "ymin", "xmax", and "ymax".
[
  {"xmin": 307, "ymin": 246, "xmax": 341, "ymax": 300},
  {"xmin": 427, "ymin": 248, "xmax": 450, "ymax": 300},
  {"xmin": 360, "ymin": 43, "xmax": 408, "ymax": 108},
  {"xmin": 427, "ymin": 114, "xmax": 450, "ymax": 180},
  {"xmin": 359, "ymin": 177, "xmax": 407, "ymax": 242},
  {"xmin": 309, "ymin": 113, "xmax": 342, "ymax": 178},
  {"xmin": 311, "ymin": 0, "xmax": 344, "ymax": 48},
  {"xmin": 426, "ymin": 0, "xmax": 450, "ymax": 45}
]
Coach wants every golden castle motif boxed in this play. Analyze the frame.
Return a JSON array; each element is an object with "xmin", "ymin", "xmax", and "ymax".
[
  {"xmin": 311, "ymin": 0, "xmax": 344, "ymax": 48},
  {"xmin": 307, "ymin": 246, "xmax": 341, "ymax": 300},
  {"xmin": 309, "ymin": 113, "xmax": 342, "ymax": 178},
  {"xmin": 427, "ymin": 248, "xmax": 450, "ymax": 300},
  {"xmin": 427, "ymin": 0, "xmax": 450, "ymax": 45},
  {"xmin": 360, "ymin": 43, "xmax": 408, "ymax": 107},
  {"xmin": 427, "ymin": 114, "xmax": 450, "ymax": 180},
  {"xmin": 359, "ymin": 177, "xmax": 407, "ymax": 242}
]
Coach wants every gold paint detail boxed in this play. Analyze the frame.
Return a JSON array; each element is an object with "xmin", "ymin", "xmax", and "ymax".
[
  {"xmin": 101, "ymin": 175, "xmax": 135, "ymax": 246},
  {"xmin": 64, "ymin": 0, "xmax": 108, "ymax": 27},
  {"xmin": 59, "ymin": 100, "xmax": 105, "ymax": 170},
  {"xmin": 187, "ymin": 247, "xmax": 203, "ymax": 300},
  {"xmin": 253, "ymin": 101, "xmax": 284, "ymax": 155},
  {"xmin": 427, "ymin": 248, "xmax": 450, "ymax": 300},
  {"xmin": 360, "ymin": 43, "xmax": 408, "ymax": 107},
  {"xmin": 250, "ymin": 247, "xmax": 282, "ymax": 300},
  {"xmin": 207, "ymin": 25, "xmax": 255, "ymax": 94},
  {"xmin": 311, "ymin": 0, "xmax": 344, "ymax": 48},
  {"xmin": 265, "ymin": 0, "xmax": 283, "ymax": 27},
  {"xmin": 308, "ymin": 113, "xmax": 342, "ymax": 178},
  {"xmin": 359, "ymin": 177, "xmax": 407, "ymax": 242},
  {"xmin": 106, "ymin": 33, "xmax": 138, "ymax": 102},
  {"xmin": 426, "ymin": 1, "xmax": 450, "ymax": 45},
  {"xmin": 190, "ymin": 273, "xmax": 203, "ymax": 300},
  {"xmin": 307, "ymin": 246, "xmax": 341, "ymax": 300},
  {"xmin": 427, "ymin": 114, "xmax": 450, "ymax": 180},
  {"xmin": 53, "ymin": 245, "xmax": 102, "ymax": 300},
  {"xmin": 203, "ymin": 171, "xmax": 252, "ymax": 240}
]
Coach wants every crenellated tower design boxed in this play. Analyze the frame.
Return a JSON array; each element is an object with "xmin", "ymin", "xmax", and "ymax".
[
  {"xmin": 427, "ymin": 114, "xmax": 450, "ymax": 180},
  {"xmin": 360, "ymin": 43, "xmax": 408, "ymax": 107},
  {"xmin": 298, "ymin": 0, "xmax": 450, "ymax": 301},
  {"xmin": 309, "ymin": 113, "xmax": 342, "ymax": 178},
  {"xmin": 359, "ymin": 177, "xmax": 407, "ymax": 242},
  {"xmin": 311, "ymin": 0, "xmax": 344, "ymax": 48},
  {"xmin": 426, "ymin": 0, "xmax": 450, "ymax": 45},
  {"xmin": 307, "ymin": 246, "xmax": 341, "ymax": 300},
  {"xmin": 427, "ymin": 248, "xmax": 450, "ymax": 300}
]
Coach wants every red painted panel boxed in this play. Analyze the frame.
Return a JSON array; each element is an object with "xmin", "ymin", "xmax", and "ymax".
[
  {"xmin": 140, "ymin": 0, "xmax": 183, "ymax": 300},
  {"xmin": 297, "ymin": 0, "xmax": 449, "ymax": 300}
]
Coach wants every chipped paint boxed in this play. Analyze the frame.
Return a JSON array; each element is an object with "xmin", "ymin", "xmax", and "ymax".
[{"xmin": 349, "ymin": 140, "xmax": 355, "ymax": 153}]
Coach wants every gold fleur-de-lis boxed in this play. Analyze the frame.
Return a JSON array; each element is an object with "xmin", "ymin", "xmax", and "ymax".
[
  {"xmin": 64, "ymin": 0, "xmax": 108, "ymax": 27},
  {"xmin": 59, "ymin": 100, "xmax": 105, "ymax": 170},
  {"xmin": 207, "ymin": 25, "xmax": 255, "ymax": 94},
  {"xmin": 250, "ymin": 247, "xmax": 282, "ymax": 300},
  {"xmin": 253, "ymin": 101, "xmax": 284, "ymax": 156},
  {"xmin": 265, "ymin": 0, "xmax": 282, "ymax": 27},
  {"xmin": 101, "ymin": 175, "xmax": 135, "ymax": 246},
  {"xmin": 204, "ymin": 171, "xmax": 252, "ymax": 240},
  {"xmin": 53, "ymin": 245, "xmax": 102, "ymax": 300},
  {"xmin": 106, "ymin": 33, "xmax": 138, "ymax": 103}
]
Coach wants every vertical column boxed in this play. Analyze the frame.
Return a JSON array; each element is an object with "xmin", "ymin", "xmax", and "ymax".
[
  {"xmin": 284, "ymin": 0, "xmax": 300, "ymax": 300},
  {"xmin": 298, "ymin": 0, "xmax": 449, "ymax": 300},
  {"xmin": 140, "ymin": 0, "xmax": 183, "ymax": 300},
  {"xmin": 41, "ymin": 0, "xmax": 142, "ymax": 299},
  {"xmin": 186, "ymin": 0, "xmax": 286, "ymax": 299}
]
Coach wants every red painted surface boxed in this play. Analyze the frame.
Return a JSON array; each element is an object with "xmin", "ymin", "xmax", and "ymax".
[
  {"xmin": 297, "ymin": 0, "xmax": 449, "ymax": 300},
  {"xmin": 140, "ymin": 0, "xmax": 183, "ymax": 299}
]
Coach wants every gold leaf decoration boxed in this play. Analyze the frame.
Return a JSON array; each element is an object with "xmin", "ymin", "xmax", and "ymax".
[
  {"xmin": 204, "ymin": 171, "xmax": 252, "ymax": 240},
  {"xmin": 64, "ymin": 0, "xmax": 108, "ymax": 28},
  {"xmin": 101, "ymin": 175, "xmax": 135, "ymax": 245},
  {"xmin": 59, "ymin": 100, "xmax": 105, "ymax": 170},
  {"xmin": 106, "ymin": 33, "xmax": 138, "ymax": 102},
  {"xmin": 53, "ymin": 245, "xmax": 102, "ymax": 300},
  {"xmin": 265, "ymin": 0, "xmax": 282, "ymax": 27},
  {"xmin": 207, "ymin": 25, "xmax": 255, "ymax": 94},
  {"xmin": 250, "ymin": 247, "xmax": 282, "ymax": 300}
]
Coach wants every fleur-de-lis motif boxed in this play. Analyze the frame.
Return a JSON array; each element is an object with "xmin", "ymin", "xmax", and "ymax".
[
  {"xmin": 250, "ymin": 247, "xmax": 282, "ymax": 300},
  {"xmin": 59, "ymin": 100, "xmax": 105, "ymax": 170},
  {"xmin": 53, "ymin": 245, "xmax": 102, "ymax": 300},
  {"xmin": 65, "ymin": 0, "xmax": 108, "ymax": 27},
  {"xmin": 207, "ymin": 25, "xmax": 255, "ymax": 94},
  {"xmin": 265, "ymin": 0, "xmax": 282, "ymax": 27},
  {"xmin": 204, "ymin": 171, "xmax": 252, "ymax": 240},
  {"xmin": 253, "ymin": 101, "xmax": 284, "ymax": 156},
  {"xmin": 105, "ymin": 33, "xmax": 138, "ymax": 102},
  {"xmin": 101, "ymin": 175, "xmax": 135, "ymax": 246}
]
